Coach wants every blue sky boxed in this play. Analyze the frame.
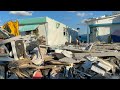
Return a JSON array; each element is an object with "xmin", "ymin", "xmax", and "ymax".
[{"xmin": 0, "ymin": 11, "xmax": 113, "ymax": 35}]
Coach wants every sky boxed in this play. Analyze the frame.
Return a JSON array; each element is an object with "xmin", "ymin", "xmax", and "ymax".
[{"xmin": 0, "ymin": 11, "xmax": 113, "ymax": 35}]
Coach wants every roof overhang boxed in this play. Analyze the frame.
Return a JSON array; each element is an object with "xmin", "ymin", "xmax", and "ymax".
[
  {"xmin": 89, "ymin": 22, "xmax": 120, "ymax": 28},
  {"xmin": 19, "ymin": 24, "xmax": 39, "ymax": 32}
]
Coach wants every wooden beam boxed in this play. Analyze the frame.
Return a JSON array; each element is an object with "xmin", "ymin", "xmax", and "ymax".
[{"xmin": 74, "ymin": 52, "xmax": 120, "ymax": 58}]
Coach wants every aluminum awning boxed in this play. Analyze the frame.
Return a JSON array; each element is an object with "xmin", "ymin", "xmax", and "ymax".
[{"xmin": 19, "ymin": 24, "xmax": 39, "ymax": 32}]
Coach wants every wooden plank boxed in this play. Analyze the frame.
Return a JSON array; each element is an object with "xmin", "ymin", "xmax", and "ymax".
[
  {"xmin": 11, "ymin": 41, "xmax": 19, "ymax": 60},
  {"xmin": 0, "ymin": 36, "xmax": 22, "ymax": 45},
  {"xmin": 45, "ymin": 60, "xmax": 70, "ymax": 65},
  {"xmin": 19, "ymin": 65, "xmax": 63, "ymax": 70},
  {"xmin": 63, "ymin": 48, "xmax": 85, "ymax": 53},
  {"xmin": 59, "ymin": 57, "xmax": 81, "ymax": 63},
  {"xmin": 74, "ymin": 52, "xmax": 120, "ymax": 58},
  {"xmin": 88, "ymin": 43, "xmax": 94, "ymax": 51}
]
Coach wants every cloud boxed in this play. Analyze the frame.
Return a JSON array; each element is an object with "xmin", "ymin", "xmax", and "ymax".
[
  {"xmin": 76, "ymin": 12, "xmax": 86, "ymax": 17},
  {"xmin": 9, "ymin": 11, "xmax": 33, "ymax": 16},
  {"xmin": 76, "ymin": 12, "xmax": 93, "ymax": 17},
  {"xmin": 89, "ymin": 13, "xmax": 93, "ymax": 15},
  {"xmin": 67, "ymin": 11, "xmax": 94, "ymax": 17}
]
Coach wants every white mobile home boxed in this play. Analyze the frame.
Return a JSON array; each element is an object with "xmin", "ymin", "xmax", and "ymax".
[
  {"xmin": 18, "ymin": 17, "xmax": 78, "ymax": 46},
  {"xmin": 85, "ymin": 13, "xmax": 120, "ymax": 43}
]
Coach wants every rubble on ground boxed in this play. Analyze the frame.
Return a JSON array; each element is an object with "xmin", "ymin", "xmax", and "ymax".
[{"xmin": 0, "ymin": 34, "xmax": 120, "ymax": 79}]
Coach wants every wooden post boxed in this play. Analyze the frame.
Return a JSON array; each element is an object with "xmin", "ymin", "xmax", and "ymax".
[{"xmin": 11, "ymin": 41, "xmax": 19, "ymax": 60}]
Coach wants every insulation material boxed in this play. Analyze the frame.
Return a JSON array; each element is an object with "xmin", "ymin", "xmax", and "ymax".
[
  {"xmin": 98, "ymin": 62, "xmax": 112, "ymax": 71},
  {"xmin": 91, "ymin": 65, "xmax": 106, "ymax": 76},
  {"xmin": 61, "ymin": 50, "xmax": 73, "ymax": 58}
]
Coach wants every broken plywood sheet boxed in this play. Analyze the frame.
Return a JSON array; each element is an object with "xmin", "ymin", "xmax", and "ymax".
[
  {"xmin": 59, "ymin": 57, "xmax": 81, "ymax": 63},
  {"xmin": 40, "ymin": 47, "xmax": 47, "ymax": 57},
  {"xmin": 45, "ymin": 60, "xmax": 70, "ymax": 65},
  {"xmin": 61, "ymin": 50, "xmax": 73, "ymax": 58},
  {"xmin": 63, "ymin": 48, "xmax": 84, "ymax": 53},
  {"xmin": 43, "ymin": 55, "xmax": 54, "ymax": 61}
]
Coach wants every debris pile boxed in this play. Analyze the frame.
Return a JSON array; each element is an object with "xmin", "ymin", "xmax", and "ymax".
[{"xmin": 0, "ymin": 33, "xmax": 120, "ymax": 79}]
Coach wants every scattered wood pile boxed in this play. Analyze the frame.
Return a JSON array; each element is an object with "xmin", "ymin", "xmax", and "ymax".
[
  {"xmin": 0, "ymin": 34, "xmax": 120, "ymax": 79},
  {"xmin": 3, "ymin": 42, "xmax": 120, "ymax": 79}
]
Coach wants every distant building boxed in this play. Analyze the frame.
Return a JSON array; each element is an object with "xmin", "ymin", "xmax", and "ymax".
[
  {"xmin": 112, "ymin": 11, "xmax": 120, "ymax": 15},
  {"xmin": 18, "ymin": 17, "xmax": 79, "ymax": 46},
  {"xmin": 85, "ymin": 13, "xmax": 120, "ymax": 43}
]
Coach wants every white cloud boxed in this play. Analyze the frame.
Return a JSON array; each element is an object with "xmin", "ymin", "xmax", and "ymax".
[
  {"xmin": 67, "ymin": 11, "xmax": 94, "ymax": 17},
  {"xmin": 76, "ymin": 12, "xmax": 93, "ymax": 17},
  {"xmin": 89, "ymin": 13, "xmax": 93, "ymax": 15},
  {"xmin": 9, "ymin": 11, "xmax": 33, "ymax": 16},
  {"xmin": 76, "ymin": 12, "xmax": 86, "ymax": 17}
]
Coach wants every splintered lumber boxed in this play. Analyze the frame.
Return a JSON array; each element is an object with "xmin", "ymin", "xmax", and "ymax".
[
  {"xmin": 59, "ymin": 57, "xmax": 81, "ymax": 63},
  {"xmin": 74, "ymin": 52, "xmax": 120, "ymax": 58},
  {"xmin": 30, "ymin": 65, "xmax": 64, "ymax": 70},
  {"xmin": 63, "ymin": 48, "xmax": 84, "ymax": 53},
  {"xmin": 43, "ymin": 55, "xmax": 54, "ymax": 61},
  {"xmin": 45, "ymin": 60, "xmax": 70, "ymax": 65},
  {"xmin": 18, "ymin": 63, "xmax": 64, "ymax": 70},
  {"xmin": 8, "ymin": 59, "xmax": 32, "ymax": 69},
  {"xmin": 39, "ymin": 65, "xmax": 64, "ymax": 69},
  {"xmin": 88, "ymin": 43, "xmax": 94, "ymax": 51}
]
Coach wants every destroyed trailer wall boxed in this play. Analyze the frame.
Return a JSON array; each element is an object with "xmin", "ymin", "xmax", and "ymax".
[
  {"xmin": 46, "ymin": 17, "xmax": 79, "ymax": 46},
  {"xmin": 18, "ymin": 17, "xmax": 79, "ymax": 46},
  {"xmin": 46, "ymin": 17, "xmax": 68, "ymax": 46},
  {"xmin": 85, "ymin": 14, "xmax": 120, "ymax": 43},
  {"xmin": 19, "ymin": 17, "xmax": 47, "ymax": 45}
]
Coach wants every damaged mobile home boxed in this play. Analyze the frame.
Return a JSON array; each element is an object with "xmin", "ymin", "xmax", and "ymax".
[
  {"xmin": 18, "ymin": 17, "xmax": 79, "ymax": 46},
  {"xmin": 1, "ymin": 11, "xmax": 120, "ymax": 79},
  {"xmin": 85, "ymin": 12, "xmax": 120, "ymax": 43}
]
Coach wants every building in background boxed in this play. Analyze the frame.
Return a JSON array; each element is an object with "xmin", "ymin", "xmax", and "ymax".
[
  {"xmin": 85, "ymin": 12, "xmax": 120, "ymax": 43},
  {"xmin": 18, "ymin": 17, "xmax": 78, "ymax": 46}
]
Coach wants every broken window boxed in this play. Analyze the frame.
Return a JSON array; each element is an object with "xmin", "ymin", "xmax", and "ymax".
[
  {"xmin": 63, "ymin": 28, "xmax": 66, "ymax": 36},
  {"xmin": 63, "ymin": 27, "xmax": 68, "ymax": 37}
]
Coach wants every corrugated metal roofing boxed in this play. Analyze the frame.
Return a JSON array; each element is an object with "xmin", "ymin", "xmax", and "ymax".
[
  {"xmin": 19, "ymin": 24, "xmax": 39, "ymax": 32},
  {"xmin": 18, "ymin": 17, "xmax": 46, "ymax": 25}
]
